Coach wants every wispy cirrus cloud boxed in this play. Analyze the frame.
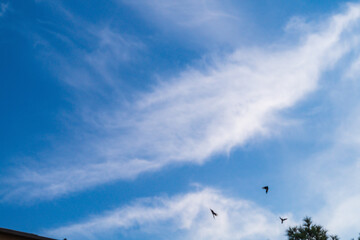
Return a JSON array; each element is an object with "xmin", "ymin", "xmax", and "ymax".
[
  {"xmin": 3, "ymin": 2, "xmax": 360, "ymax": 202},
  {"xmin": 120, "ymin": 0, "xmax": 244, "ymax": 47},
  {"xmin": 46, "ymin": 187, "xmax": 290, "ymax": 240},
  {"xmin": 30, "ymin": 1, "xmax": 144, "ymax": 91}
]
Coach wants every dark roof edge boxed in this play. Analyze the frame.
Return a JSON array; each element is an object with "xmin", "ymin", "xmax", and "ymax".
[{"xmin": 0, "ymin": 227, "xmax": 57, "ymax": 240}]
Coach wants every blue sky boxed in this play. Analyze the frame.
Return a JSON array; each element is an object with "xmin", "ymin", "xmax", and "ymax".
[{"xmin": 2, "ymin": 1, "xmax": 360, "ymax": 239}]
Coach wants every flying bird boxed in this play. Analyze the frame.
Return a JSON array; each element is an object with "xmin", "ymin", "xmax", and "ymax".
[
  {"xmin": 280, "ymin": 217, "xmax": 287, "ymax": 224},
  {"xmin": 210, "ymin": 209, "xmax": 218, "ymax": 219},
  {"xmin": 262, "ymin": 186, "xmax": 269, "ymax": 194}
]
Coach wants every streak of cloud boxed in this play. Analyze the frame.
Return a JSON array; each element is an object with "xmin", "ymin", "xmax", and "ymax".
[{"xmin": 46, "ymin": 188, "xmax": 289, "ymax": 240}]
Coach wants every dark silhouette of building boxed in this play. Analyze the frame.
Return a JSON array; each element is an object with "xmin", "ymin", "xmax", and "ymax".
[{"xmin": 0, "ymin": 227, "xmax": 57, "ymax": 240}]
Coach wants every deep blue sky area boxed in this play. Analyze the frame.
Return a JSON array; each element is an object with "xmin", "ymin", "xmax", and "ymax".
[{"xmin": 2, "ymin": 1, "xmax": 360, "ymax": 240}]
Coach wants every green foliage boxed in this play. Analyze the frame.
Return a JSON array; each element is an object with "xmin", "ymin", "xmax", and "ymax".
[{"xmin": 286, "ymin": 217, "xmax": 339, "ymax": 240}]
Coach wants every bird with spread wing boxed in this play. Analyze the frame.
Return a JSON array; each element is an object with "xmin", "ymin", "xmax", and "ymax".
[
  {"xmin": 280, "ymin": 217, "xmax": 287, "ymax": 224},
  {"xmin": 210, "ymin": 209, "xmax": 218, "ymax": 219}
]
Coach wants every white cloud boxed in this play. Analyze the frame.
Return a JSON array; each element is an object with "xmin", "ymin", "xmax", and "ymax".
[
  {"xmin": 4, "ymin": 3, "xmax": 360, "ymax": 201},
  {"xmin": 46, "ymin": 188, "xmax": 290, "ymax": 240},
  {"xmin": 88, "ymin": 2, "xmax": 360, "ymax": 166}
]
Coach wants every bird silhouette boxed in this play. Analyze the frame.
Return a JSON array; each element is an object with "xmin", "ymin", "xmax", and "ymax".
[
  {"xmin": 262, "ymin": 186, "xmax": 269, "ymax": 194},
  {"xmin": 280, "ymin": 217, "xmax": 287, "ymax": 224},
  {"xmin": 210, "ymin": 209, "xmax": 218, "ymax": 219}
]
